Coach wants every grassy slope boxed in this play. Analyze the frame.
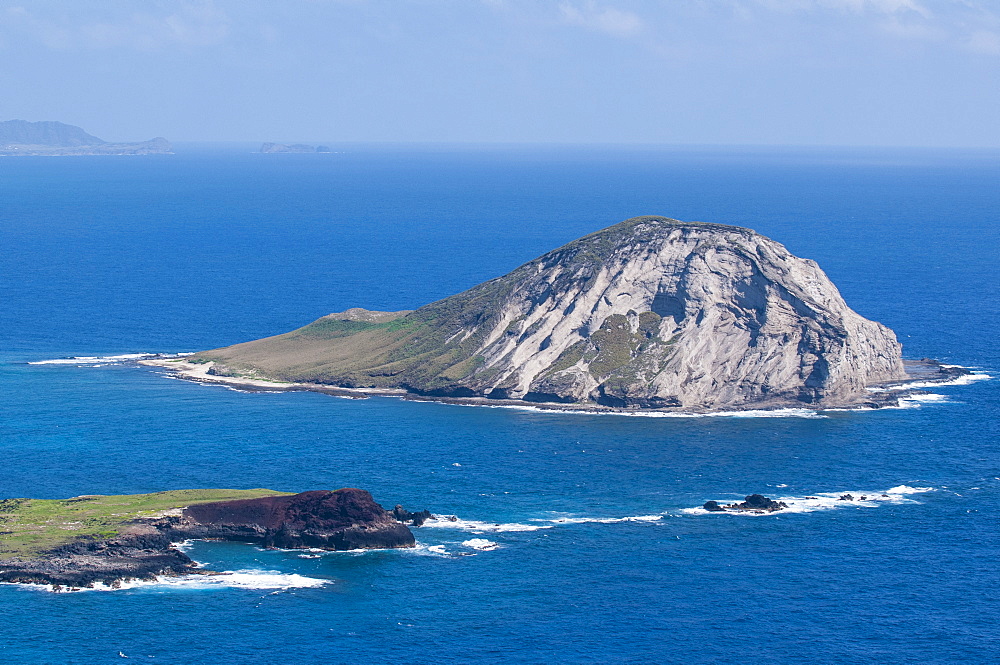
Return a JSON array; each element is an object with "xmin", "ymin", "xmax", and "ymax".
[
  {"xmin": 0, "ymin": 489, "xmax": 292, "ymax": 558},
  {"xmin": 192, "ymin": 217, "xmax": 748, "ymax": 394}
]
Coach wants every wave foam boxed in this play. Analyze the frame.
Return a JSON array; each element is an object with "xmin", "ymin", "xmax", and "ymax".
[
  {"xmin": 25, "ymin": 569, "xmax": 329, "ymax": 593},
  {"xmin": 893, "ymin": 393, "xmax": 951, "ymax": 409},
  {"xmin": 884, "ymin": 485, "xmax": 935, "ymax": 494},
  {"xmin": 475, "ymin": 403, "xmax": 827, "ymax": 419},
  {"xmin": 681, "ymin": 486, "xmax": 935, "ymax": 516},
  {"xmin": 911, "ymin": 372, "xmax": 991, "ymax": 387},
  {"xmin": 29, "ymin": 353, "xmax": 189, "ymax": 366},
  {"xmin": 406, "ymin": 543, "xmax": 454, "ymax": 557},
  {"xmin": 900, "ymin": 393, "xmax": 949, "ymax": 403},
  {"xmin": 420, "ymin": 516, "xmax": 553, "ymax": 532},
  {"xmin": 870, "ymin": 372, "xmax": 992, "ymax": 392},
  {"xmin": 462, "ymin": 538, "xmax": 500, "ymax": 551},
  {"xmin": 534, "ymin": 514, "xmax": 665, "ymax": 525}
]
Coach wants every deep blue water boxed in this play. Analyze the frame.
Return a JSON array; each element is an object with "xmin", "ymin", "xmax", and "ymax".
[{"xmin": 0, "ymin": 144, "xmax": 998, "ymax": 664}]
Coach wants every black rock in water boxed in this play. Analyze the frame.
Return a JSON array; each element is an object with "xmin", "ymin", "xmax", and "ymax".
[
  {"xmin": 390, "ymin": 504, "xmax": 434, "ymax": 526},
  {"xmin": 729, "ymin": 494, "xmax": 788, "ymax": 512}
]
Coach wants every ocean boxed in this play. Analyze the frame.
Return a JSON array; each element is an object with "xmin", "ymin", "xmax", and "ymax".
[{"xmin": 0, "ymin": 144, "xmax": 997, "ymax": 664}]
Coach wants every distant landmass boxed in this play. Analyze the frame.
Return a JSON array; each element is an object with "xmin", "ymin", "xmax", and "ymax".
[
  {"xmin": 260, "ymin": 142, "xmax": 331, "ymax": 153},
  {"xmin": 0, "ymin": 120, "xmax": 172, "ymax": 156}
]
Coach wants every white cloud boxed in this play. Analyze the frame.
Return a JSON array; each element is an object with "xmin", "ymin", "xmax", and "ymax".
[
  {"xmin": 3, "ymin": 2, "xmax": 230, "ymax": 51},
  {"xmin": 559, "ymin": 1, "xmax": 643, "ymax": 37}
]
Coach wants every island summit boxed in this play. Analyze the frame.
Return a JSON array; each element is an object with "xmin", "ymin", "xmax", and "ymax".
[{"xmin": 155, "ymin": 216, "xmax": 957, "ymax": 412}]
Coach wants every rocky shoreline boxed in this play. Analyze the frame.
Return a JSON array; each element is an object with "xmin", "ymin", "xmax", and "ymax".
[
  {"xmin": 0, "ymin": 489, "xmax": 429, "ymax": 589},
  {"xmin": 139, "ymin": 355, "xmax": 971, "ymax": 415}
]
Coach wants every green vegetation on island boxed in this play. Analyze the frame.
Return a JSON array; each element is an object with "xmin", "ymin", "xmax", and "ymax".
[
  {"xmin": 188, "ymin": 218, "xmax": 711, "ymax": 394},
  {"xmin": 188, "ymin": 215, "xmax": 909, "ymax": 410},
  {"xmin": 0, "ymin": 489, "xmax": 290, "ymax": 558}
]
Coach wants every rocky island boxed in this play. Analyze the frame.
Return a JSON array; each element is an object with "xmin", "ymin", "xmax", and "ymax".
[
  {"xmin": 159, "ymin": 216, "xmax": 939, "ymax": 412},
  {"xmin": 260, "ymin": 142, "xmax": 331, "ymax": 153},
  {"xmin": 0, "ymin": 119, "xmax": 172, "ymax": 156},
  {"xmin": 703, "ymin": 494, "xmax": 789, "ymax": 513},
  {"xmin": 0, "ymin": 488, "xmax": 424, "ymax": 588}
]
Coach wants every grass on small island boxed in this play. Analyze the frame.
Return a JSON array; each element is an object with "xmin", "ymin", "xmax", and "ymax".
[
  {"xmin": 189, "ymin": 217, "xmax": 754, "ymax": 396},
  {"xmin": 0, "ymin": 489, "xmax": 292, "ymax": 558}
]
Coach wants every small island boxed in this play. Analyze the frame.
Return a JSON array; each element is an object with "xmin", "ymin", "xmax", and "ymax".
[
  {"xmin": 150, "ymin": 216, "xmax": 967, "ymax": 413},
  {"xmin": 0, "ymin": 119, "xmax": 172, "ymax": 156},
  {"xmin": 0, "ymin": 488, "xmax": 426, "ymax": 588},
  {"xmin": 703, "ymin": 494, "xmax": 789, "ymax": 513},
  {"xmin": 259, "ymin": 142, "xmax": 331, "ymax": 153}
]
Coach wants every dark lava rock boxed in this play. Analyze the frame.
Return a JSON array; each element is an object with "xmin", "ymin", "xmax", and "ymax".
[
  {"xmin": 0, "ymin": 529, "xmax": 194, "ymax": 588},
  {"xmin": 390, "ymin": 504, "xmax": 434, "ymax": 526},
  {"xmin": 730, "ymin": 494, "xmax": 788, "ymax": 512},
  {"xmin": 176, "ymin": 488, "xmax": 415, "ymax": 550},
  {"xmin": 702, "ymin": 500, "xmax": 725, "ymax": 512}
]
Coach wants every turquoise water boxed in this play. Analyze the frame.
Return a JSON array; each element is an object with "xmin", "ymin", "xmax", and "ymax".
[{"xmin": 1, "ymin": 145, "xmax": 997, "ymax": 663}]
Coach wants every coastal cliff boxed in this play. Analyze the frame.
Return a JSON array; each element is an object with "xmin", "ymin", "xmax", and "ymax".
[
  {"xmin": 0, "ymin": 489, "xmax": 419, "ymax": 587},
  {"xmin": 193, "ymin": 216, "xmax": 907, "ymax": 410},
  {"xmin": 166, "ymin": 489, "xmax": 415, "ymax": 550}
]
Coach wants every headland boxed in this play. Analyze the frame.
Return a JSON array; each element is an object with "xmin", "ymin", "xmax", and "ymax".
[
  {"xmin": 159, "ymin": 216, "xmax": 968, "ymax": 413},
  {"xmin": 0, "ymin": 488, "xmax": 426, "ymax": 588}
]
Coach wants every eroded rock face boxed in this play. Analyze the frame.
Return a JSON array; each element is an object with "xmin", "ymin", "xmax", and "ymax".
[
  {"xmin": 201, "ymin": 216, "xmax": 906, "ymax": 410},
  {"xmin": 171, "ymin": 488, "xmax": 415, "ymax": 550},
  {"xmin": 450, "ymin": 217, "xmax": 905, "ymax": 408},
  {"xmin": 0, "ymin": 529, "xmax": 194, "ymax": 588}
]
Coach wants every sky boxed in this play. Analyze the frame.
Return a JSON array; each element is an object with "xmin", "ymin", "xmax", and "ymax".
[{"xmin": 0, "ymin": 0, "xmax": 997, "ymax": 147}]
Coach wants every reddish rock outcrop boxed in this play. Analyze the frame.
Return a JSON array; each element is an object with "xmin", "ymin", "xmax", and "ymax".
[{"xmin": 170, "ymin": 488, "xmax": 415, "ymax": 550}]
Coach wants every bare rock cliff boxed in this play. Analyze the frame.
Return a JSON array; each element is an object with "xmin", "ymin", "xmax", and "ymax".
[{"xmin": 198, "ymin": 216, "xmax": 906, "ymax": 410}]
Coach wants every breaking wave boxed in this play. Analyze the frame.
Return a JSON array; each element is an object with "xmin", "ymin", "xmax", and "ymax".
[
  {"xmin": 896, "ymin": 372, "xmax": 991, "ymax": 389},
  {"xmin": 24, "ymin": 569, "xmax": 329, "ymax": 593},
  {"xmin": 420, "ymin": 516, "xmax": 553, "ymax": 532},
  {"xmin": 681, "ymin": 485, "xmax": 935, "ymax": 516},
  {"xmin": 473, "ymin": 403, "xmax": 827, "ymax": 419},
  {"xmin": 28, "ymin": 353, "xmax": 190, "ymax": 366},
  {"xmin": 532, "ymin": 514, "xmax": 665, "ymax": 525},
  {"xmin": 869, "ymin": 368, "xmax": 992, "ymax": 392}
]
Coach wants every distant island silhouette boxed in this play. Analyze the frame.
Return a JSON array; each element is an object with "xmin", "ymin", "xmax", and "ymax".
[
  {"xmin": 0, "ymin": 119, "xmax": 171, "ymax": 156},
  {"xmin": 259, "ymin": 142, "xmax": 331, "ymax": 153}
]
